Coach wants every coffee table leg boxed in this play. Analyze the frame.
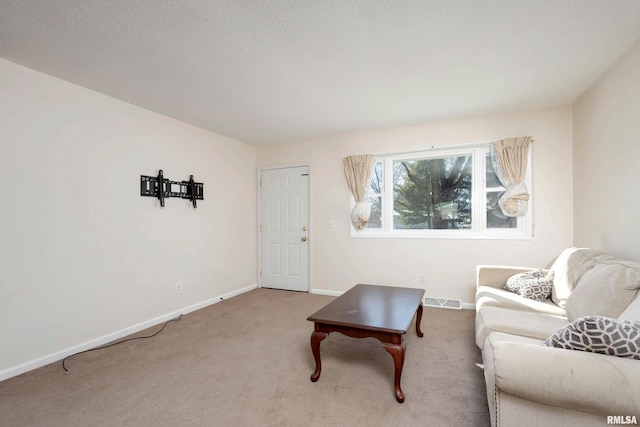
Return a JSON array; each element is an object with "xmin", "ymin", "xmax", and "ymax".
[
  {"xmin": 310, "ymin": 330, "xmax": 328, "ymax": 382},
  {"xmin": 382, "ymin": 342, "xmax": 406, "ymax": 403},
  {"xmin": 416, "ymin": 304, "xmax": 424, "ymax": 337}
]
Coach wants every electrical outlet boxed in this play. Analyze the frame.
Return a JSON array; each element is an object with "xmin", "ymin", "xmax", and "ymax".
[
  {"xmin": 175, "ymin": 282, "xmax": 183, "ymax": 295},
  {"xmin": 419, "ymin": 275, "xmax": 427, "ymax": 284}
]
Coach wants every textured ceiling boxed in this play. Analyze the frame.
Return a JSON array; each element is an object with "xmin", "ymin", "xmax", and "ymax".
[{"xmin": 2, "ymin": 1, "xmax": 640, "ymax": 145}]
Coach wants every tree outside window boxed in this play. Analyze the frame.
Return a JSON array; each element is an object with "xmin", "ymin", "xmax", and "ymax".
[{"xmin": 393, "ymin": 155, "xmax": 471, "ymax": 229}]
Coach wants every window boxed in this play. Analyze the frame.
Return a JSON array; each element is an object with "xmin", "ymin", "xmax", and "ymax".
[{"xmin": 353, "ymin": 145, "xmax": 531, "ymax": 239}]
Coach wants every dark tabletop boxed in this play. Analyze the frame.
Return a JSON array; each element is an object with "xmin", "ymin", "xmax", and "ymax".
[{"xmin": 307, "ymin": 284, "xmax": 425, "ymax": 334}]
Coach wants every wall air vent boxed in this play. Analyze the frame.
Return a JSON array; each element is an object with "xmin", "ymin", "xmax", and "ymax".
[{"xmin": 423, "ymin": 297, "xmax": 462, "ymax": 310}]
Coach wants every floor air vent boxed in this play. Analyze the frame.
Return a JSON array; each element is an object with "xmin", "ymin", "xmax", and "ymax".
[{"xmin": 423, "ymin": 297, "xmax": 462, "ymax": 310}]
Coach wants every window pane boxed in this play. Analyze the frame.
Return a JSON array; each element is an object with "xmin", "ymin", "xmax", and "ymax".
[
  {"xmin": 485, "ymin": 153, "xmax": 503, "ymax": 188},
  {"xmin": 366, "ymin": 196, "xmax": 382, "ymax": 229},
  {"xmin": 368, "ymin": 161, "xmax": 383, "ymax": 195},
  {"xmin": 393, "ymin": 155, "xmax": 472, "ymax": 229},
  {"xmin": 486, "ymin": 191, "xmax": 517, "ymax": 228}
]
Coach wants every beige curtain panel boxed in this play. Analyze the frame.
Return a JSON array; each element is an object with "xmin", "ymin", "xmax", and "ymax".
[
  {"xmin": 343, "ymin": 154, "xmax": 373, "ymax": 230},
  {"xmin": 492, "ymin": 136, "xmax": 532, "ymax": 217}
]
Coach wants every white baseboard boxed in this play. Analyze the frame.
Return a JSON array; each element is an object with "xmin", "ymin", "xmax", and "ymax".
[
  {"xmin": 0, "ymin": 284, "xmax": 257, "ymax": 382},
  {"xmin": 310, "ymin": 289, "xmax": 343, "ymax": 297}
]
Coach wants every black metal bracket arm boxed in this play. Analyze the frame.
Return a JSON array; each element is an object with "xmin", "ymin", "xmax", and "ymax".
[
  {"xmin": 186, "ymin": 175, "xmax": 203, "ymax": 208},
  {"xmin": 140, "ymin": 170, "xmax": 204, "ymax": 208}
]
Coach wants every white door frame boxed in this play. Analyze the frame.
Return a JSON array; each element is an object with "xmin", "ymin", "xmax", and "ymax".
[{"xmin": 258, "ymin": 163, "xmax": 312, "ymax": 292}]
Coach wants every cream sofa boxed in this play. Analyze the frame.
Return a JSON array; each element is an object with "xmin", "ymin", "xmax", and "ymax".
[{"xmin": 475, "ymin": 248, "xmax": 640, "ymax": 427}]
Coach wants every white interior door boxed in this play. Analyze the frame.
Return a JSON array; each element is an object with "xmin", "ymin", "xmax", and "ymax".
[{"xmin": 260, "ymin": 166, "xmax": 309, "ymax": 292}]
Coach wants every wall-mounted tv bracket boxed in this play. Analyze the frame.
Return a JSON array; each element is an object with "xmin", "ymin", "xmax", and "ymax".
[{"xmin": 140, "ymin": 170, "xmax": 204, "ymax": 208}]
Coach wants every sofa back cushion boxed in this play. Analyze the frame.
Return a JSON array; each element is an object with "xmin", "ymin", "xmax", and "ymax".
[
  {"xmin": 565, "ymin": 260, "xmax": 640, "ymax": 321},
  {"xmin": 550, "ymin": 248, "xmax": 605, "ymax": 307},
  {"xmin": 619, "ymin": 294, "xmax": 640, "ymax": 321}
]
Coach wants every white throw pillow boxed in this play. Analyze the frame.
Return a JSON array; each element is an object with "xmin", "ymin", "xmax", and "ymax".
[{"xmin": 503, "ymin": 270, "xmax": 554, "ymax": 302}]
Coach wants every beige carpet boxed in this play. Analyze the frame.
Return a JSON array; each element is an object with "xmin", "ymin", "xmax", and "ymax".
[{"xmin": 0, "ymin": 288, "xmax": 489, "ymax": 426}]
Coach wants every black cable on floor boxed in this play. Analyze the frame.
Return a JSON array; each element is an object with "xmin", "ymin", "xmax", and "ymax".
[{"xmin": 61, "ymin": 314, "xmax": 184, "ymax": 374}]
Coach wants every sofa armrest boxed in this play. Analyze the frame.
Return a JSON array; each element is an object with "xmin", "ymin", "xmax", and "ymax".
[
  {"xmin": 491, "ymin": 340, "xmax": 640, "ymax": 416},
  {"xmin": 476, "ymin": 265, "xmax": 545, "ymax": 289}
]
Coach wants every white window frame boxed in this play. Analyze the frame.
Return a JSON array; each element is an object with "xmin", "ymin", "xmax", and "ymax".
[{"xmin": 350, "ymin": 144, "xmax": 532, "ymax": 239}]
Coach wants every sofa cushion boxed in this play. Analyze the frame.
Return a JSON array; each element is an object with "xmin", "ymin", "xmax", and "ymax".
[
  {"xmin": 475, "ymin": 305, "xmax": 569, "ymax": 348},
  {"xmin": 549, "ymin": 248, "xmax": 605, "ymax": 308},
  {"xmin": 619, "ymin": 294, "xmax": 640, "ymax": 321},
  {"xmin": 543, "ymin": 316, "xmax": 640, "ymax": 360},
  {"xmin": 476, "ymin": 286, "xmax": 566, "ymax": 316},
  {"xmin": 566, "ymin": 261, "xmax": 640, "ymax": 321},
  {"xmin": 503, "ymin": 270, "xmax": 554, "ymax": 302}
]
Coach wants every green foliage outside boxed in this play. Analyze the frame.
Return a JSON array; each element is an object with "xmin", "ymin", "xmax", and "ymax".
[{"xmin": 393, "ymin": 155, "xmax": 472, "ymax": 229}]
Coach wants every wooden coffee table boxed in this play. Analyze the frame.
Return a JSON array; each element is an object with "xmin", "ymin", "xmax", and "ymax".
[{"xmin": 307, "ymin": 284, "xmax": 425, "ymax": 403}]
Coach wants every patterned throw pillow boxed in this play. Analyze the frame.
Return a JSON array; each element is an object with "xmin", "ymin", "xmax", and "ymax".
[
  {"xmin": 503, "ymin": 270, "xmax": 554, "ymax": 302},
  {"xmin": 543, "ymin": 316, "xmax": 640, "ymax": 360}
]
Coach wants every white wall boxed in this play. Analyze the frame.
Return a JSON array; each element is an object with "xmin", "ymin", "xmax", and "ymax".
[
  {"xmin": 258, "ymin": 107, "xmax": 574, "ymax": 303},
  {"xmin": 0, "ymin": 59, "xmax": 258, "ymax": 376},
  {"xmin": 573, "ymin": 39, "xmax": 640, "ymax": 260}
]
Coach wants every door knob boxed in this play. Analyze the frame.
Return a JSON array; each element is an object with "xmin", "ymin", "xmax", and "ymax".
[{"xmin": 301, "ymin": 236, "xmax": 307, "ymax": 242}]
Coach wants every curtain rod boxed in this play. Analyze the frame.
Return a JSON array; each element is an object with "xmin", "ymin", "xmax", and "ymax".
[{"xmin": 371, "ymin": 137, "xmax": 534, "ymax": 158}]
